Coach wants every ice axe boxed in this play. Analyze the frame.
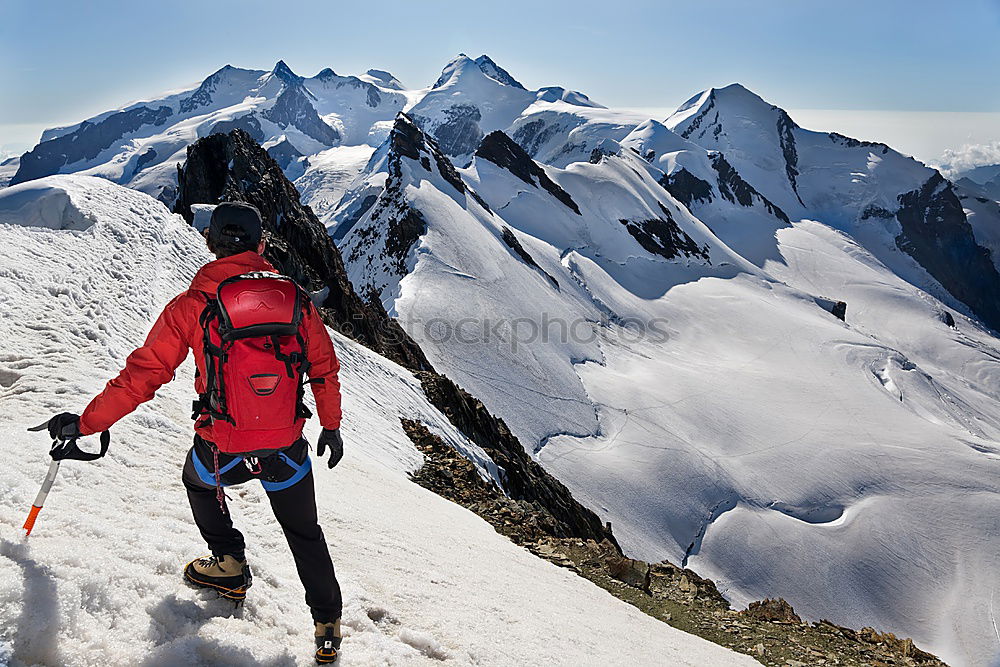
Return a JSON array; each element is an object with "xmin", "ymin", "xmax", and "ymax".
[{"xmin": 23, "ymin": 419, "xmax": 110, "ymax": 537}]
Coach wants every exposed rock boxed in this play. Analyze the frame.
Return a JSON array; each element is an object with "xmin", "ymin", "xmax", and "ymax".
[
  {"xmin": 620, "ymin": 203, "xmax": 711, "ymax": 261},
  {"xmin": 511, "ymin": 118, "xmax": 562, "ymax": 158},
  {"xmin": 831, "ymin": 301, "xmax": 847, "ymax": 321},
  {"xmin": 659, "ymin": 168, "xmax": 714, "ymax": 209},
  {"xmin": 133, "ymin": 148, "xmax": 159, "ymax": 176},
  {"xmin": 776, "ymin": 109, "xmax": 806, "ymax": 206},
  {"xmin": 414, "ymin": 104, "xmax": 484, "ymax": 157},
  {"xmin": 180, "ymin": 64, "xmax": 237, "ymax": 113},
  {"xmin": 342, "ymin": 114, "xmax": 492, "ymax": 298},
  {"xmin": 861, "ymin": 203, "xmax": 895, "ymax": 220},
  {"xmin": 266, "ymin": 138, "xmax": 304, "ymax": 171},
  {"xmin": 512, "ymin": 538, "xmax": 945, "ymax": 666},
  {"xmin": 678, "ymin": 90, "xmax": 717, "ymax": 141},
  {"xmin": 589, "ymin": 141, "xmax": 618, "ymax": 164},
  {"xmin": 263, "ymin": 84, "xmax": 341, "ymax": 146},
  {"xmin": 828, "ymin": 132, "xmax": 890, "ymax": 154},
  {"xmin": 741, "ymin": 598, "xmax": 802, "ymax": 624},
  {"xmin": 815, "ymin": 297, "xmax": 848, "ymax": 322},
  {"xmin": 475, "ymin": 130, "xmax": 581, "ymax": 214},
  {"xmin": 404, "ymin": 419, "xmax": 566, "ymax": 545},
  {"xmin": 606, "ymin": 556, "xmax": 651, "ymax": 592},
  {"xmin": 895, "ymin": 172, "xmax": 1000, "ymax": 332},
  {"xmin": 173, "ymin": 128, "xmax": 430, "ymax": 371},
  {"xmin": 501, "ymin": 227, "xmax": 559, "ymax": 288},
  {"xmin": 710, "ymin": 153, "xmax": 791, "ymax": 223},
  {"xmin": 13, "ymin": 105, "xmax": 173, "ymax": 184}
]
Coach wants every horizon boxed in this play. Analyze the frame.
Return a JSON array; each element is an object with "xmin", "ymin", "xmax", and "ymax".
[{"xmin": 3, "ymin": 0, "xmax": 999, "ymax": 171}]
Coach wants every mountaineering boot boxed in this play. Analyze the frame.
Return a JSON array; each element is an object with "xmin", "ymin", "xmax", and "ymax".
[
  {"xmin": 314, "ymin": 619, "xmax": 342, "ymax": 664},
  {"xmin": 183, "ymin": 554, "xmax": 252, "ymax": 601}
]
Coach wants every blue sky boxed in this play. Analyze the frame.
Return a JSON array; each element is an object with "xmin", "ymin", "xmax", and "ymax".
[{"xmin": 2, "ymin": 0, "xmax": 999, "ymax": 164}]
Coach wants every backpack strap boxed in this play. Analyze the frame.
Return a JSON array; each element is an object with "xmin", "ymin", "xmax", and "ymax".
[{"xmin": 193, "ymin": 299, "xmax": 235, "ymax": 426}]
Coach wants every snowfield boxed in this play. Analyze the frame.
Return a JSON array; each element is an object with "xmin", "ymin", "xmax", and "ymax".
[
  {"xmin": 332, "ymin": 104, "xmax": 1000, "ymax": 665},
  {"xmin": 0, "ymin": 175, "xmax": 757, "ymax": 666}
]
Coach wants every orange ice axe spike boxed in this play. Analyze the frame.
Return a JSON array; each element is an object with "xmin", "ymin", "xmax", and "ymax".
[{"xmin": 23, "ymin": 459, "xmax": 61, "ymax": 537}]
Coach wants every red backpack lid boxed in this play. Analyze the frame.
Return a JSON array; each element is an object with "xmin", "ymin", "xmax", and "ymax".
[{"xmin": 216, "ymin": 272, "xmax": 304, "ymax": 340}]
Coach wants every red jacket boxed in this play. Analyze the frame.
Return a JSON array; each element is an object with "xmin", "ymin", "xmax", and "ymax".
[{"xmin": 79, "ymin": 252, "xmax": 342, "ymax": 438}]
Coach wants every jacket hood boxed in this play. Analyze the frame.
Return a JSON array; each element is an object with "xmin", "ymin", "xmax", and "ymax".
[{"xmin": 189, "ymin": 252, "xmax": 275, "ymax": 294}]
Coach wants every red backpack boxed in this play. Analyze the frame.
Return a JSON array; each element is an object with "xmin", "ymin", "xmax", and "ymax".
[{"xmin": 193, "ymin": 272, "xmax": 313, "ymax": 454}]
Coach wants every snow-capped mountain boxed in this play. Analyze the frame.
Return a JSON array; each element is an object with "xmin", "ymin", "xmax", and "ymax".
[
  {"xmin": 329, "ymin": 86, "xmax": 1000, "ymax": 666},
  {"xmin": 7, "ymin": 54, "xmax": 1000, "ymax": 665},
  {"xmin": 7, "ymin": 54, "xmax": 602, "ymax": 205},
  {"xmin": 665, "ymin": 84, "xmax": 1000, "ymax": 331},
  {"xmin": 10, "ymin": 61, "xmax": 407, "ymax": 202}
]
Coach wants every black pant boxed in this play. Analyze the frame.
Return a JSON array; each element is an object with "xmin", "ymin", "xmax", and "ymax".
[{"xmin": 182, "ymin": 436, "xmax": 342, "ymax": 623}]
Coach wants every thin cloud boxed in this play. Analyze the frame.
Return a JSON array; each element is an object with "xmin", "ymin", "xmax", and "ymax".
[{"xmin": 938, "ymin": 141, "xmax": 1000, "ymax": 178}]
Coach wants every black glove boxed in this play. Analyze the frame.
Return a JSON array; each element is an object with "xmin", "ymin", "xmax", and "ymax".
[
  {"xmin": 46, "ymin": 412, "xmax": 81, "ymax": 441},
  {"xmin": 316, "ymin": 428, "xmax": 344, "ymax": 469},
  {"xmin": 28, "ymin": 412, "xmax": 110, "ymax": 462}
]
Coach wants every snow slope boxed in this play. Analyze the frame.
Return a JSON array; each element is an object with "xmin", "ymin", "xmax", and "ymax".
[{"xmin": 0, "ymin": 175, "xmax": 755, "ymax": 666}]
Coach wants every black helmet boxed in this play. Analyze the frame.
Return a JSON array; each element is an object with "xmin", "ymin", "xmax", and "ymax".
[{"xmin": 208, "ymin": 202, "xmax": 263, "ymax": 252}]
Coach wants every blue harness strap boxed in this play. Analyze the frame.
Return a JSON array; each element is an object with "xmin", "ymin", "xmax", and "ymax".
[
  {"xmin": 191, "ymin": 449, "xmax": 244, "ymax": 487},
  {"xmin": 260, "ymin": 452, "xmax": 312, "ymax": 492},
  {"xmin": 192, "ymin": 448, "xmax": 312, "ymax": 491}
]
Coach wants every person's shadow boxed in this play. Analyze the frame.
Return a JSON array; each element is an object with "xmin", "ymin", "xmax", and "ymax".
[{"xmin": 1, "ymin": 538, "xmax": 62, "ymax": 665}]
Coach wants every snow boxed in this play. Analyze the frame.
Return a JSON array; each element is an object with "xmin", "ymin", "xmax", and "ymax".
[
  {"xmin": 506, "ymin": 102, "xmax": 652, "ymax": 168},
  {"xmin": 337, "ymin": 108, "xmax": 1000, "ymax": 665},
  {"xmin": 294, "ymin": 145, "xmax": 377, "ymax": 227},
  {"xmin": 0, "ymin": 175, "xmax": 753, "ymax": 666}
]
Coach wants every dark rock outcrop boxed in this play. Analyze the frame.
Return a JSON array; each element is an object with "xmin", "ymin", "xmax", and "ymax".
[
  {"xmin": 342, "ymin": 114, "xmax": 493, "ymax": 297},
  {"xmin": 180, "ymin": 64, "xmax": 239, "ymax": 113},
  {"xmin": 828, "ymin": 132, "xmax": 890, "ymax": 154},
  {"xmin": 659, "ymin": 168, "xmax": 714, "ymax": 209},
  {"xmin": 831, "ymin": 301, "xmax": 847, "ymax": 321},
  {"xmin": 414, "ymin": 104, "xmax": 483, "ymax": 157},
  {"xmin": 861, "ymin": 204, "xmax": 894, "ymax": 220},
  {"xmin": 710, "ymin": 153, "xmax": 790, "ymax": 223},
  {"xmin": 895, "ymin": 172, "xmax": 1000, "ymax": 332},
  {"xmin": 501, "ymin": 227, "xmax": 559, "ymax": 288},
  {"xmin": 678, "ymin": 90, "xmax": 717, "ymax": 141},
  {"xmin": 405, "ymin": 419, "xmax": 575, "ymax": 544},
  {"xmin": 511, "ymin": 118, "xmax": 561, "ymax": 158},
  {"xmin": 776, "ymin": 109, "xmax": 806, "ymax": 207},
  {"xmin": 741, "ymin": 598, "xmax": 802, "ymax": 624},
  {"xmin": 620, "ymin": 203, "xmax": 710, "ymax": 261},
  {"xmin": 475, "ymin": 131, "xmax": 580, "ymax": 214},
  {"xmin": 173, "ymin": 128, "xmax": 429, "ymax": 370},
  {"xmin": 12, "ymin": 105, "xmax": 173, "ymax": 184},
  {"xmin": 263, "ymin": 84, "xmax": 341, "ymax": 146},
  {"xmin": 266, "ymin": 138, "xmax": 304, "ymax": 171}
]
